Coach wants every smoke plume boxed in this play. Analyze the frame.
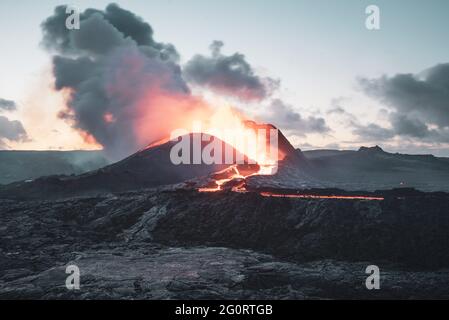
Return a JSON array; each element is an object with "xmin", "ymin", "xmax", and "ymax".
[{"xmin": 42, "ymin": 4, "xmax": 194, "ymax": 160}]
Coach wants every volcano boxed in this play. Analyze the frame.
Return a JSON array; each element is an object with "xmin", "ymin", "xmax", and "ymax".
[
  {"xmin": 0, "ymin": 125, "xmax": 295, "ymax": 199},
  {"xmin": 0, "ymin": 122, "xmax": 325, "ymax": 200},
  {"xmin": 196, "ymin": 122, "xmax": 317, "ymax": 192}
]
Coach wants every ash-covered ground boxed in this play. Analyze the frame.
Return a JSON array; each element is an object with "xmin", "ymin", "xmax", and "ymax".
[{"xmin": 1, "ymin": 188, "xmax": 449, "ymax": 299}]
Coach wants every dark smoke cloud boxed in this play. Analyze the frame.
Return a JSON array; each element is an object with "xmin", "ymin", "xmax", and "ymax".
[
  {"xmin": 0, "ymin": 116, "xmax": 28, "ymax": 148},
  {"xmin": 357, "ymin": 63, "xmax": 449, "ymax": 143},
  {"xmin": 41, "ymin": 4, "xmax": 188, "ymax": 160},
  {"xmin": 42, "ymin": 3, "xmax": 328, "ymax": 157},
  {"xmin": 0, "ymin": 98, "xmax": 17, "ymax": 111},
  {"xmin": 42, "ymin": 4, "xmax": 178, "ymax": 59},
  {"xmin": 262, "ymin": 99, "xmax": 329, "ymax": 136},
  {"xmin": 184, "ymin": 41, "xmax": 279, "ymax": 102}
]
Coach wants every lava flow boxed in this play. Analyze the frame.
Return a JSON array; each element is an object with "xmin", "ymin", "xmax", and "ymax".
[
  {"xmin": 174, "ymin": 107, "xmax": 383, "ymax": 201},
  {"xmin": 199, "ymin": 169, "xmax": 385, "ymax": 200},
  {"xmin": 198, "ymin": 164, "xmax": 262, "ymax": 193},
  {"xmin": 196, "ymin": 119, "xmax": 385, "ymax": 200},
  {"xmin": 196, "ymin": 117, "xmax": 281, "ymax": 192},
  {"xmin": 259, "ymin": 192, "xmax": 384, "ymax": 201}
]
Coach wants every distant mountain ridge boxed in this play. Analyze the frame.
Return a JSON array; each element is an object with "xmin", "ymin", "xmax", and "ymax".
[
  {"xmin": 303, "ymin": 145, "xmax": 442, "ymax": 159},
  {"xmin": 301, "ymin": 146, "xmax": 449, "ymax": 192},
  {"xmin": 0, "ymin": 150, "xmax": 109, "ymax": 185},
  {"xmin": 2, "ymin": 139, "xmax": 449, "ymax": 199},
  {"xmin": 0, "ymin": 134, "xmax": 249, "ymax": 199}
]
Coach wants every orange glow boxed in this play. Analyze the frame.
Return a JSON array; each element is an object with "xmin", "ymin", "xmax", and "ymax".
[
  {"xmin": 11, "ymin": 70, "xmax": 102, "ymax": 151},
  {"xmin": 79, "ymin": 131, "xmax": 102, "ymax": 148},
  {"xmin": 193, "ymin": 111, "xmax": 282, "ymax": 193},
  {"xmin": 134, "ymin": 87, "xmax": 279, "ymax": 183},
  {"xmin": 144, "ymin": 137, "xmax": 171, "ymax": 149},
  {"xmin": 157, "ymin": 102, "xmax": 280, "ymax": 192},
  {"xmin": 198, "ymin": 165, "xmax": 249, "ymax": 192},
  {"xmin": 103, "ymin": 112, "xmax": 116, "ymax": 123},
  {"xmin": 134, "ymin": 88, "xmax": 213, "ymax": 149},
  {"xmin": 205, "ymin": 108, "xmax": 280, "ymax": 175}
]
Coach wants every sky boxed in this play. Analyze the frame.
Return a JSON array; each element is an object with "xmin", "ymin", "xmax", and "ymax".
[{"xmin": 1, "ymin": 0, "xmax": 449, "ymax": 156}]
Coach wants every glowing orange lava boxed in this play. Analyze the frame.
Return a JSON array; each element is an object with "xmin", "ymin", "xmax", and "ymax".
[
  {"xmin": 198, "ymin": 165, "xmax": 257, "ymax": 192},
  {"xmin": 144, "ymin": 137, "xmax": 171, "ymax": 149},
  {"xmin": 194, "ymin": 109, "xmax": 281, "ymax": 192}
]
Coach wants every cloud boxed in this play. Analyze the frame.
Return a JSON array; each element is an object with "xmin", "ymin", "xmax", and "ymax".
[
  {"xmin": 389, "ymin": 113, "xmax": 431, "ymax": 138},
  {"xmin": 327, "ymin": 97, "xmax": 357, "ymax": 123},
  {"xmin": 184, "ymin": 41, "xmax": 279, "ymax": 102},
  {"xmin": 327, "ymin": 97, "xmax": 350, "ymax": 115},
  {"xmin": 41, "ymin": 4, "xmax": 191, "ymax": 160},
  {"xmin": 358, "ymin": 63, "xmax": 449, "ymax": 143},
  {"xmin": 262, "ymin": 99, "xmax": 329, "ymax": 135},
  {"xmin": 351, "ymin": 122, "xmax": 395, "ymax": 141},
  {"xmin": 350, "ymin": 115, "xmax": 449, "ymax": 144},
  {"xmin": 327, "ymin": 106, "xmax": 346, "ymax": 115},
  {"xmin": 0, "ymin": 98, "xmax": 17, "ymax": 111},
  {"xmin": 0, "ymin": 116, "xmax": 28, "ymax": 148}
]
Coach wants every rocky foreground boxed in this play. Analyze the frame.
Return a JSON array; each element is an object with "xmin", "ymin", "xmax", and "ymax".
[{"xmin": 1, "ymin": 189, "xmax": 449, "ymax": 299}]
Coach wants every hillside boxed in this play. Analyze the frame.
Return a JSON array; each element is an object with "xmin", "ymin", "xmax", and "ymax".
[
  {"xmin": 302, "ymin": 146, "xmax": 449, "ymax": 192},
  {"xmin": 0, "ymin": 150, "xmax": 109, "ymax": 185}
]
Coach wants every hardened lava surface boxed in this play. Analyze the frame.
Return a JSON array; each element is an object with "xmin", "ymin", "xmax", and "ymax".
[{"xmin": 1, "ymin": 189, "xmax": 449, "ymax": 299}]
